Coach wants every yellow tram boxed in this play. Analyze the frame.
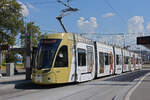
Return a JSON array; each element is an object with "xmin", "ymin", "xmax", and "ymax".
[{"xmin": 32, "ymin": 33, "xmax": 142, "ymax": 85}]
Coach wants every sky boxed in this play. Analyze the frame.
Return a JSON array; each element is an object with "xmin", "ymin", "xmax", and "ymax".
[{"xmin": 17, "ymin": 0, "xmax": 150, "ymax": 49}]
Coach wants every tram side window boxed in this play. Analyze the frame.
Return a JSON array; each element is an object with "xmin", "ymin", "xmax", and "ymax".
[
  {"xmin": 131, "ymin": 57, "xmax": 133, "ymax": 64},
  {"xmin": 124, "ymin": 56, "xmax": 128, "ymax": 64},
  {"xmin": 130, "ymin": 57, "xmax": 132, "ymax": 64},
  {"xmin": 116, "ymin": 55, "xmax": 119, "ymax": 65},
  {"xmin": 124, "ymin": 56, "xmax": 125, "ymax": 64},
  {"xmin": 78, "ymin": 48, "xmax": 86, "ymax": 66},
  {"xmin": 119, "ymin": 55, "xmax": 122, "ymax": 65},
  {"xmin": 54, "ymin": 46, "xmax": 68, "ymax": 67},
  {"xmin": 139, "ymin": 59, "xmax": 142, "ymax": 64},
  {"xmin": 127, "ymin": 57, "xmax": 129, "ymax": 64},
  {"xmin": 136, "ymin": 59, "xmax": 138, "ymax": 64},
  {"xmin": 105, "ymin": 53, "xmax": 110, "ymax": 65},
  {"xmin": 99, "ymin": 52, "xmax": 104, "ymax": 73}
]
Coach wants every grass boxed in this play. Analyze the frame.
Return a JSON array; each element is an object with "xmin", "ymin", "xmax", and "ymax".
[
  {"xmin": 16, "ymin": 63, "xmax": 24, "ymax": 69},
  {"xmin": 0, "ymin": 63, "xmax": 24, "ymax": 71},
  {"xmin": 0, "ymin": 65, "xmax": 6, "ymax": 70}
]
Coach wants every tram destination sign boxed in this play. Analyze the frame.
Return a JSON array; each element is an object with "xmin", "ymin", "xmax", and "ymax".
[
  {"xmin": 137, "ymin": 36, "xmax": 150, "ymax": 45},
  {"xmin": 41, "ymin": 39, "xmax": 57, "ymax": 44}
]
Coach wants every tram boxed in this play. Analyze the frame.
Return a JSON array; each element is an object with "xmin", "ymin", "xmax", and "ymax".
[
  {"xmin": 32, "ymin": 33, "xmax": 142, "ymax": 84},
  {"xmin": 130, "ymin": 51, "xmax": 136, "ymax": 71},
  {"xmin": 113, "ymin": 46, "xmax": 123, "ymax": 74}
]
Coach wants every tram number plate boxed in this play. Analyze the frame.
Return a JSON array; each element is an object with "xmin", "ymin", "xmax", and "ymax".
[{"xmin": 35, "ymin": 75, "xmax": 42, "ymax": 82}]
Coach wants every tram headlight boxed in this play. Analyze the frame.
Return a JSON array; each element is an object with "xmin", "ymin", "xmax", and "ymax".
[{"xmin": 47, "ymin": 78, "xmax": 51, "ymax": 81}]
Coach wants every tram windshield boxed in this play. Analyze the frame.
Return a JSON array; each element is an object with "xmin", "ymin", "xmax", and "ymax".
[{"xmin": 37, "ymin": 39, "xmax": 62, "ymax": 69}]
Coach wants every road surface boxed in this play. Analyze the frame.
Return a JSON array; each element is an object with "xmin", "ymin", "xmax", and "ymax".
[{"xmin": 0, "ymin": 69, "xmax": 150, "ymax": 100}]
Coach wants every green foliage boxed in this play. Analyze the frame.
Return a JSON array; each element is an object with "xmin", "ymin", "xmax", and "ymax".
[
  {"xmin": 1, "ymin": 58, "xmax": 6, "ymax": 66},
  {"xmin": 16, "ymin": 63, "xmax": 24, "ymax": 69},
  {"xmin": 0, "ymin": 0, "xmax": 41, "ymax": 63},
  {"xmin": 0, "ymin": 0, "xmax": 24, "ymax": 46},
  {"xmin": 5, "ymin": 51, "xmax": 17, "ymax": 63},
  {"xmin": 21, "ymin": 22, "xmax": 41, "ymax": 47}
]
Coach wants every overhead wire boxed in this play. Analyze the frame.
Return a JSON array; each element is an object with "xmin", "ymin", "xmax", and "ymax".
[
  {"xmin": 24, "ymin": 0, "xmax": 57, "ymax": 5},
  {"xmin": 103, "ymin": 0, "xmax": 126, "ymax": 25}
]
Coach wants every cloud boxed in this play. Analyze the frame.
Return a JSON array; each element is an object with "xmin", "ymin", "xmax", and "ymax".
[
  {"xmin": 26, "ymin": 2, "xmax": 34, "ymax": 9},
  {"xmin": 128, "ymin": 16, "xmax": 144, "ymax": 34},
  {"xmin": 77, "ymin": 17, "xmax": 98, "ymax": 33},
  {"xmin": 102, "ymin": 13, "xmax": 116, "ymax": 18},
  {"xmin": 146, "ymin": 22, "xmax": 150, "ymax": 31},
  {"xmin": 126, "ymin": 16, "xmax": 145, "ymax": 49},
  {"xmin": 18, "ymin": 1, "xmax": 29, "ymax": 17},
  {"xmin": 26, "ymin": 2, "xmax": 39, "ymax": 12}
]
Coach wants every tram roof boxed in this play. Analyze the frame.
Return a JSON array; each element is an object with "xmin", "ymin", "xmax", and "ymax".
[{"xmin": 41, "ymin": 33, "xmax": 134, "ymax": 52}]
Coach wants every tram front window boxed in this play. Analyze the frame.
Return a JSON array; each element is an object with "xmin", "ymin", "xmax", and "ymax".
[{"xmin": 37, "ymin": 39, "xmax": 61, "ymax": 69}]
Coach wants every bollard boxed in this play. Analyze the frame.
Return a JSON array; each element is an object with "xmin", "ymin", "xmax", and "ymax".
[{"xmin": 6, "ymin": 63, "xmax": 15, "ymax": 76}]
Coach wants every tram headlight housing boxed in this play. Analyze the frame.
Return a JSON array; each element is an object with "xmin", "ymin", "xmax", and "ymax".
[{"xmin": 47, "ymin": 78, "xmax": 51, "ymax": 81}]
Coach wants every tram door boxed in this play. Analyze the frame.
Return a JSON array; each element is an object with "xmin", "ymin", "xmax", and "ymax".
[
  {"xmin": 77, "ymin": 48, "xmax": 87, "ymax": 74},
  {"xmin": 77, "ymin": 44, "xmax": 94, "ymax": 82},
  {"xmin": 53, "ymin": 45, "xmax": 70, "ymax": 83},
  {"xmin": 87, "ymin": 46, "xmax": 94, "ymax": 73},
  {"xmin": 99, "ymin": 52, "xmax": 104, "ymax": 74},
  {"xmin": 77, "ymin": 46, "xmax": 94, "ymax": 73}
]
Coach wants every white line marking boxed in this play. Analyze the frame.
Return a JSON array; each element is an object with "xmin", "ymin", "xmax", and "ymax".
[{"xmin": 124, "ymin": 72, "xmax": 150, "ymax": 100}]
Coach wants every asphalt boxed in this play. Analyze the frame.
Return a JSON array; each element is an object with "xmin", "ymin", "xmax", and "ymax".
[
  {"xmin": 130, "ymin": 70, "xmax": 150, "ymax": 100},
  {"xmin": 0, "ymin": 69, "xmax": 31, "ymax": 91},
  {"xmin": 0, "ymin": 65, "xmax": 150, "ymax": 100},
  {"xmin": 4, "ymin": 69, "xmax": 149, "ymax": 100}
]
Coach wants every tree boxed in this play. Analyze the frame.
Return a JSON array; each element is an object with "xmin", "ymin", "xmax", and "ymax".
[
  {"xmin": 0, "ymin": 0, "xmax": 24, "ymax": 46},
  {"xmin": 0, "ymin": 0, "xmax": 41, "ymax": 63},
  {"xmin": 5, "ymin": 51, "xmax": 17, "ymax": 63},
  {"xmin": 21, "ymin": 22, "xmax": 41, "ymax": 47}
]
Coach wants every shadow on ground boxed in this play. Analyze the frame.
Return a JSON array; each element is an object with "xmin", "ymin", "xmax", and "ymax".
[
  {"xmin": 15, "ymin": 81, "xmax": 78, "ymax": 90},
  {"xmin": 79, "ymin": 69, "xmax": 150, "ymax": 87},
  {"xmin": 10, "ymin": 69, "xmax": 150, "ymax": 90},
  {"xmin": 104, "ymin": 70, "xmax": 150, "ymax": 82}
]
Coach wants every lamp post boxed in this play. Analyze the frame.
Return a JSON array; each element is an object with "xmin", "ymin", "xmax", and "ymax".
[
  {"xmin": 0, "ymin": 44, "xmax": 1, "ymax": 65},
  {"xmin": 25, "ymin": 23, "xmax": 32, "ymax": 80}
]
